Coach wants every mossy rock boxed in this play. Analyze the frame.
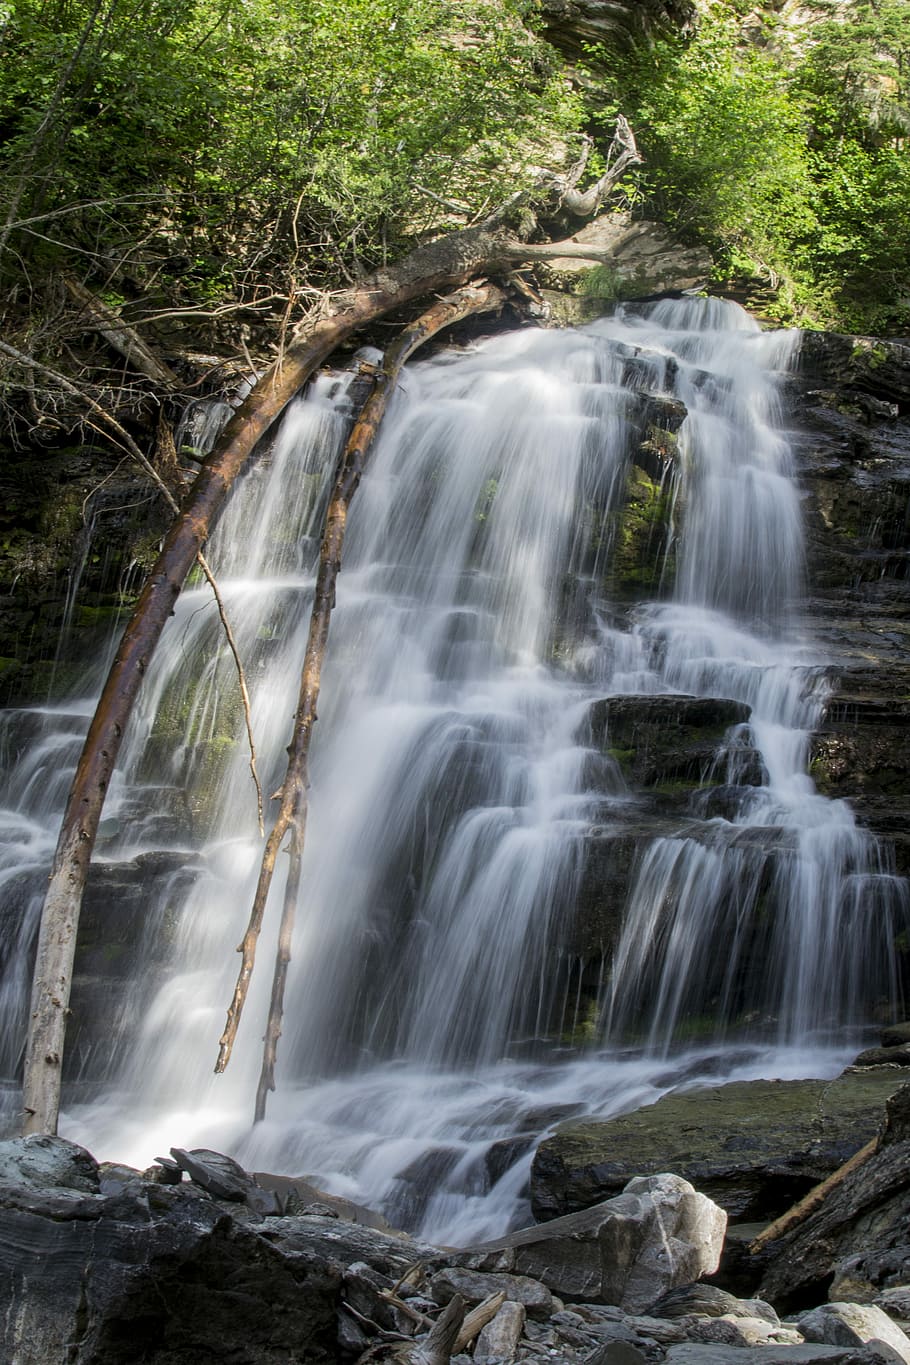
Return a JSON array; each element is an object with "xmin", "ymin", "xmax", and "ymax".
[
  {"xmin": 530, "ymin": 1068, "xmax": 908, "ymax": 1224},
  {"xmin": 586, "ymin": 693, "xmax": 751, "ymax": 788}
]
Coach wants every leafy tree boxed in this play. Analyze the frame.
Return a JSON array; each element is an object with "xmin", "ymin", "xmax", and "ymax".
[{"xmin": 0, "ymin": 0, "xmax": 584, "ymax": 304}]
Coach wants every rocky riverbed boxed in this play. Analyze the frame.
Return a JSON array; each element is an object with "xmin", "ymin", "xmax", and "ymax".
[{"xmin": 5, "ymin": 1071, "xmax": 910, "ymax": 1364}]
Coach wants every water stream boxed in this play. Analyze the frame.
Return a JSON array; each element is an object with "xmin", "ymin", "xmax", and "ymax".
[{"xmin": 1, "ymin": 298, "xmax": 906, "ymax": 1243}]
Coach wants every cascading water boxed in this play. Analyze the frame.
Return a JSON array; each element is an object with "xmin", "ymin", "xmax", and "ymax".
[{"xmin": 1, "ymin": 298, "xmax": 906, "ymax": 1245}]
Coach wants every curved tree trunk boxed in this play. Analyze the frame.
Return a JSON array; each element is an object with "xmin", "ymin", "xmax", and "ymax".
[{"xmin": 21, "ymin": 214, "xmax": 635, "ymax": 1135}]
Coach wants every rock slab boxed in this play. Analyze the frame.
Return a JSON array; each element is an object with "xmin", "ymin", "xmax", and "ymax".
[{"xmin": 461, "ymin": 1173, "xmax": 726, "ymax": 1310}]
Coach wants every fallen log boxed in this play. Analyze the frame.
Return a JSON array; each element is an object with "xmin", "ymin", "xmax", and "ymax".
[
  {"xmin": 748, "ymin": 1135, "xmax": 879, "ymax": 1254},
  {"xmin": 21, "ymin": 185, "xmax": 644, "ymax": 1136},
  {"xmin": 212, "ymin": 283, "xmax": 507, "ymax": 1117}
]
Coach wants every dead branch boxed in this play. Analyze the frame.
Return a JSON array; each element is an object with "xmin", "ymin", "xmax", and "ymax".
[
  {"xmin": 64, "ymin": 275, "xmax": 181, "ymax": 389},
  {"xmin": 410, "ymin": 1295, "xmax": 466, "ymax": 1365},
  {"xmin": 560, "ymin": 116, "xmax": 642, "ymax": 217},
  {"xmin": 212, "ymin": 283, "xmax": 507, "ymax": 1121}
]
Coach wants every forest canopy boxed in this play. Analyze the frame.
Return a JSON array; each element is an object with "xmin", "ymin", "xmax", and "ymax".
[{"xmin": 0, "ymin": 0, "xmax": 909, "ymax": 348}]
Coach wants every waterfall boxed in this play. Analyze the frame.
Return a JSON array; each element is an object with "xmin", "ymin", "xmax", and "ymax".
[{"xmin": 0, "ymin": 298, "xmax": 906, "ymax": 1244}]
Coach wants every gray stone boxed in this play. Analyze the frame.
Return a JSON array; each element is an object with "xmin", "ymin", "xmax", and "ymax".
[
  {"xmin": 798, "ymin": 1304, "xmax": 910, "ymax": 1364},
  {"xmin": 474, "ymin": 1300, "xmax": 526, "ymax": 1363},
  {"xmin": 0, "ymin": 1134, "xmax": 99, "ymax": 1192},
  {"xmin": 649, "ymin": 1281, "xmax": 779, "ymax": 1322},
  {"xmin": 430, "ymin": 1266, "xmax": 557, "ymax": 1319},
  {"xmin": 170, "ymin": 1145, "xmax": 253, "ymax": 1201},
  {"xmin": 583, "ymin": 1343, "xmax": 649, "ymax": 1365},
  {"xmin": 461, "ymin": 1173, "xmax": 725, "ymax": 1310},
  {"xmin": 875, "ymin": 1288, "xmax": 910, "ymax": 1324},
  {"xmin": 686, "ymin": 1315, "xmax": 797, "ymax": 1347}
]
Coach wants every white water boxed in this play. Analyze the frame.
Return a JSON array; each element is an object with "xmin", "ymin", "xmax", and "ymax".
[{"xmin": 1, "ymin": 299, "xmax": 906, "ymax": 1242}]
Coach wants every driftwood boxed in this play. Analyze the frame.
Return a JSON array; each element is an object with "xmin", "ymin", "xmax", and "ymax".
[
  {"xmin": 21, "ymin": 164, "xmax": 644, "ymax": 1135},
  {"xmin": 212, "ymin": 282, "xmax": 507, "ymax": 1120},
  {"xmin": 411, "ymin": 1295, "xmax": 467, "ymax": 1365},
  {"xmin": 748, "ymin": 1135, "xmax": 879, "ymax": 1253},
  {"xmin": 557, "ymin": 117, "xmax": 642, "ymax": 217},
  {"xmin": 454, "ymin": 1292, "xmax": 507, "ymax": 1352}
]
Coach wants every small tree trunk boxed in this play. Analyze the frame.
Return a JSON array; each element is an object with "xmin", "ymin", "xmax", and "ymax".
[{"xmin": 215, "ymin": 284, "xmax": 507, "ymax": 1117}]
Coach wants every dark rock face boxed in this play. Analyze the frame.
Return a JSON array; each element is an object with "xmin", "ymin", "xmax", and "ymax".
[
  {"xmin": 793, "ymin": 333, "xmax": 910, "ymax": 884},
  {"xmin": 758, "ymin": 1083, "xmax": 910, "ymax": 1313},
  {"xmin": 5, "ymin": 1133, "xmax": 910, "ymax": 1364},
  {"xmin": 530, "ymin": 1070, "xmax": 909, "ymax": 1225},
  {"xmin": 587, "ymin": 694, "xmax": 752, "ymax": 789}
]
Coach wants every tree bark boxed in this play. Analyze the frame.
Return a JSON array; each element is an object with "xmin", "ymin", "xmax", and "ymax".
[
  {"xmin": 211, "ymin": 284, "xmax": 507, "ymax": 1116},
  {"xmin": 21, "ymin": 207, "xmax": 635, "ymax": 1136}
]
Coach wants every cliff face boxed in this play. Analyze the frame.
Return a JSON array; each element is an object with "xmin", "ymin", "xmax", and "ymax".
[
  {"xmin": 540, "ymin": 0, "xmax": 695, "ymax": 58},
  {"xmin": 794, "ymin": 335, "xmax": 910, "ymax": 879}
]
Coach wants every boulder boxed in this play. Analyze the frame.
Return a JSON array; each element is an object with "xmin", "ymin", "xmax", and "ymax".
[
  {"xmin": 852, "ymin": 1046, "xmax": 910, "ymax": 1069},
  {"xmin": 459, "ymin": 1173, "xmax": 726, "ymax": 1310},
  {"xmin": 541, "ymin": 215, "xmax": 712, "ymax": 301},
  {"xmin": 430, "ymin": 1266, "xmax": 557, "ymax": 1319},
  {"xmin": 474, "ymin": 1299, "xmax": 526, "ymax": 1363},
  {"xmin": 0, "ymin": 1172, "xmax": 341, "ymax": 1364},
  {"xmin": 531, "ymin": 1070, "xmax": 908, "ymax": 1224},
  {"xmin": 797, "ymin": 1303, "xmax": 910, "ymax": 1363}
]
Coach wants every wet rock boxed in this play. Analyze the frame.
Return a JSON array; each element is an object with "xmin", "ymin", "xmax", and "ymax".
[
  {"xmin": 853, "ymin": 1046, "xmax": 910, "ymax": 1068},
  {"xmin": 531, "ymin": 1071, "xmax": 907, "ymax": 1224},
  {"xmin": 485, "ymin": 1135, "xmax": 535, "ymax": 1186},
  {"xmin": 881, "ymin": 1024, "xmax": 910, "ymax": 1048},
  {"xmin": 460, "ymin": 1173, "xmax": 725, "ymax": 1310},
  {"xmin": 170, "ymin": 1145, "xmax": 254, "ymax": 1201},
  {"xmin": 797, "ymin": 334, "xmax": 910, "ymax": 407},
  {"xmin": 430, "ymin": 1266, "xmax": 557, "ymax": 1319},
  {"xmin": 797, "ymin": 1303, "xmax": 910, "ymax": 1363},
  {"xmin": 586, "ymin": 694, "xmax": 751, "ymax": 788}
]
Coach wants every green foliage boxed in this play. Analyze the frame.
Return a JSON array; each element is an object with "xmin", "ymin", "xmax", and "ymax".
[
  {"xmin": 0, "ymin": 0, "xmax": 583, "ymax": 298},
  {"xmin": 580, "ymin": 0, "xmax": 910, "ymax": 332}
]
